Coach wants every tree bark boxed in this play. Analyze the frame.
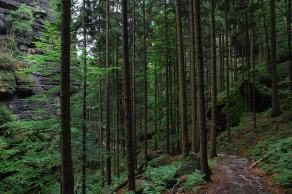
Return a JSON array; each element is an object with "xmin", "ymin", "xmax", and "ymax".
[
  {"xmin": 143, "ymin": 0, "xmax": 148, "ymax": 161},
  {"xmin": 210, "ymin": 0, "xmax": 217, "ymax": 158},
  {"xmin": 60, "ymin": 0, "xmax": 74, "ymax": 192},
  {"xmin": 122, "ymin": 0, "xmax": 136, "ymax": 191},
  {"xmin": 175, "ymin": 0, "xmax": 189, "ymax": 158},
  {"xmin": 82, "ymin": 0, "xmax": 88, "ymax": 192},
  {"xmin": 194, "ymin": 0, "xmax": 209, "ymax": 178},
  {"xmin": 105, "ymin": 0, "xmax": 112, "ymax": 185},
  {"xmin": 270, "ymin": 0, "xmax": 281, "ymax": 116}
]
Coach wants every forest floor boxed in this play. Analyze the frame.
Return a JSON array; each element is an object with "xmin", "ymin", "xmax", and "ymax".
[{"xmin": 198, "ymin": 154, "xmax": 281, "ymax": 194}]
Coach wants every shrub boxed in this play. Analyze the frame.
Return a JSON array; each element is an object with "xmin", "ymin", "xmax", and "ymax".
[
  {"xmin": 144, "ymin": 163, "xmax": 179, "ymax": 194},
  {"xmin": 0, "ymin": 104, "xmax": 13, "ymax": 127},
  {"xmin": 7, "ymin": 5, "xmax": 34, "ymax": 36},
  {"xmin": 180, "ymin": 170, "xmax": 206, "ymax": 192},
  {"xmin": 0, "ymin": 53, "xmax": 20, "ymax": 71}
]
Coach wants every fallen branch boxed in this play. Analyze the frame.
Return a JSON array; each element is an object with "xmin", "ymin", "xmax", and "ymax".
[{"xmin": 249, "ymin": 154, "xmax": 269, "ymax": 169}]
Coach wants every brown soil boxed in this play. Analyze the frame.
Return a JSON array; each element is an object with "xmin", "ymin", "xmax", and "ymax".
[{"xmin": 199, "ymin": 154, "xmax": 273, "ymax": 194}]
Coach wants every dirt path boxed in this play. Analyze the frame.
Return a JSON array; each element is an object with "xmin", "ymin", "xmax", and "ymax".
[{"xmin": 199, "ymin": 154, "xmax": 271, "ymax": 194}]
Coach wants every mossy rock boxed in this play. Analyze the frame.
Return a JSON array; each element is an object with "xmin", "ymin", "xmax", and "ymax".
[
  {"xmin": 208, "ymin": 80, "xmax": 271, "ymax": 131},
  {"xmin": 0, "ymin": 70, "xmax": 16, "ymax": 99},
  {"xmin": 174, "ymin": 153, "xmax": 200, "ymax": 178},
  {"xmin": 15, "ymin": 71, "xmax": 35, "ymax": 97}
]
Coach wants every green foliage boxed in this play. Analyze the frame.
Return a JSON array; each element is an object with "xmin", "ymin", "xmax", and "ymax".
[
  {"xmin": 0, "ymin": 35, "xmax": 18, "ymax": 53},
  {"xmin": 0, "ymin": 104, "xmax": 14, "ymax": 127},
  {"xmin": 7, "ymin": 5, "xmax": 34, "ymax": 36},
  {"xmin": 0, "ymin": 119, "xmax": 60, "ymax": 193},
  {"xmin": 180, "ymin": 170, "xmax": 206, "ymax": 193},
  {"xmin": 251, "ymin": 137, "xmax": 292, "ymax": 187},
  {"xmin": 143, "ymin": 163, "xmax": 179, "ymax": 194},
  {"xmin": 0, "ymin": 53, "xmax": 20, "ymax": 71}
]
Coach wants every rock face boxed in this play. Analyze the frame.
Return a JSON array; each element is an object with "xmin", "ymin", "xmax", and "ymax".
[
  {"xmin": 207, "ymin": 80, "xmax": 271, "ymax": 132},
  {"xmin": 0, "ymin": 0, "xmax": 51, "ymax": 49},
  {"xmin": 15, "ymin": 71, "xmax": 35, "ymax": 97},
  {"xmin": 0, "ymin": 70, "xmax": 35, "ymax": 99},
  {"xmin": 0, "ymin": 70, "xmax": 16, "ymax": 98}
]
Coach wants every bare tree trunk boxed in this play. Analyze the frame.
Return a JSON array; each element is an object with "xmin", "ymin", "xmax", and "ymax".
[
  {"xmin": 82, "ymin": 0, "xmax": 88, "ymax": 192},
  {"xmin": 122, "ymin": 0, "xmax": 135, "ymax": 191},
  {"xmin": 270, "ymin": 0, "xmax": 281, "ymax": 116},
  {"xmin": 60, "ymin": 0, "xmax": 74, "ymax": 192},
  {"xmin": 164, "ymin": 0, "xmax": 170, "ymax": 154},
  {"xmin": 225, "ymin": 0, "xmax": 231, "ymax": 141},
  {"xmin": 143, "ymin": 0, "xmax": 148, "ymax": 161},
  {"xmin": 189, "ymin": 0, "xmax": 198, "ymax": 153},
  {"xmin": 132, "ymin": 0, "xmax": 137, "ymax": 169},
  {"xmin": 194, "ymin": 0, "xmax": 210, "ymax": 179},
  {"xmin": 105, "ymin": 0, "xmax": 112, "ymax": 185},
  {"xmin": 287, "ymin": 0, "xmax": 292, "ymax": 92},
  {"xmin": 175, "ymin": 0, "xmax": 189, "ymax": 158},
  {"xmin": 210, "ymin": 0, "xmax": 217, "ymax": 158}
]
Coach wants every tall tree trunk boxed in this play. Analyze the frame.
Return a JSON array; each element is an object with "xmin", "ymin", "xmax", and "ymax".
[
  {"xmin": 82, "ymin": 0, "xmax": 88, "ymax": 192},
  {"xmin": 189, "ymin": 0, "xmax": 198, "ymax": 153},
  {"xmin": 132, "ymin": 0, "xmax": 137, "ymax": 169},
  {"xmin": 219, "ymin": 29, "xmax": 223, "ymax": 92},
  {"xmin": 164, "ymin": 0, "xmax": 170, "ymax": 154},
  {"xmin": 143, "ymin": 0, "xmax": 148, "ymax": 161},
  {"xmin": 194, "ymin": 0, "xmax": 209, "ymax": 178},
  {"xmin": 225, "ymin": 0, "xmax": 231, "ymax": 141},
  {"xmin": 154, "ymin": 62, "xmax": 158, "ymax": 150},
  {"xmin": 250, "ymin": 0, "xmax": 256, "ymax": 129},
  {"xmin": 210, "ymin": 0, "xmax": 217, "ymax": 158},
  {"xmin": 175, "ymin": 0, "xmax": 189, "ymax": 158},
  {"xmin": 122, "ymin": 0, "xmax": 135, "ymax": 191},
  {"xmin": 270, "ymin": 0, "xmax": 281, "ymax": 116},
  {"xmin": 287, "ymin": 0, "xmax": 292, "ymax": 92},
  {"xmin": 105, "ymin": 0, "xmax": 112, "ymax": 185},
  {"xmin": 60, "ymin": 0, "xmax": 74, "ymax": 193},
  {"xmin": 99, "ymin": 77, "xmax": 105, "ymax": 187}
]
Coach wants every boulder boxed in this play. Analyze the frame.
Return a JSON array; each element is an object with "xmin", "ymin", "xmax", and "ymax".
[
  {"xmin": 15, "ymin": 71, "xmax": 35, "ymax": 97},
  {"xmin": 174, "ymin": 153, "xmax": 200, "ymax": 178},
  {"xmin": 207, "ymin": 80, "xmax": 271, "ymax": 132},
  {"xmin": 0, "ymin": 70, "xmax": 16, "ymax": 99}
]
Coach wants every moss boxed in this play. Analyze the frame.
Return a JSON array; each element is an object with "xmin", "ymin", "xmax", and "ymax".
[
  {"xmin": 217, "ymin": 82, "xmax": 246, "ymax": 126},
  {"xmin": 14, "ymin": 71, "xmax": 34, "ymax": 84},
  {"xmin": 0, "ymin": 70, "xmax": 16, "ymax": 96},
  {"xmin": 0, "ymin": 53, "xmax": 19, "ymax": 71}
]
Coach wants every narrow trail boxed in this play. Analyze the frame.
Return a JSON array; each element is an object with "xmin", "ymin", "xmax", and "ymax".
[{"xmin": 199, "ymin": 154, "xmax": 271, "ymax": 194}]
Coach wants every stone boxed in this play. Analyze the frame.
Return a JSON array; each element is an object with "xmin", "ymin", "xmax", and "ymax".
[
  {"xmin": 15, "ymin": 71, "xmax": 35, "ymax": 97},
  {"xmin": 0, "ymin": 70, "xmax": 16, "ymax": 99},
  {"xmin": 174, "ymin": 153, "xmax": 200, "ymax": 178}
]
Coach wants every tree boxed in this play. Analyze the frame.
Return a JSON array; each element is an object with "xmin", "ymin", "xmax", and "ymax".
[
  {"xmin": 122, "ymin": 0, "xmax": 136, "ymax": 191},
  {"xmin": 143, "ymin": 0, "xmax": 148, "ymax": 161},
  {"xmin": 81, "ymin": 0, "xmax": 88, "ymax": 193},
  {"xmin": 164, "ymin": 0, "xmax": 171, "ymax": 154},
  {"xmin": 193, "ymin": 0, "xmax": 209, "ymax": 178},
  {"xmin": 175, "ymin": 0, "xmax": 189, "ymax": 158},
  {"xmin": 105, "ymin": 0, "xmax": 112, "ymax": 185},
  {"xmin": 288, "ymin": 0, "xmax": 292, "ymax": 92},
  {"xmin": 270, "ymin": 0, "xmax": 281, "ymax": 116},
  {"xmin": 210, "ymin": 0, "xmax": 217, "ymax": 158},
  {"xmin": 189, "ymin": 0, "xmax": 198, "ymax": 153},
  {"xmin": 60, "ymin": 0, "xmax": 74, "ymax": 193}
]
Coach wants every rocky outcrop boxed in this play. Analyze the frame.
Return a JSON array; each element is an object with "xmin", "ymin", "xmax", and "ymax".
[
  {"xmin": 207, "ymin": 80, "xmax": 271, "ymax": 132},
  {"xmin": 0, "ymin": 70, "xmax": 35, "ymax": 100},
  {"xmin": 0, "ymin": 71, "xmax": 16, "ymax": 98},
  {"xmin": 15, "ymin": 71, "xmax": 35, "ymax": 97},
  {"xmin": 0, "ymin": 0, "xmax": 51, "ymax": 50}
]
